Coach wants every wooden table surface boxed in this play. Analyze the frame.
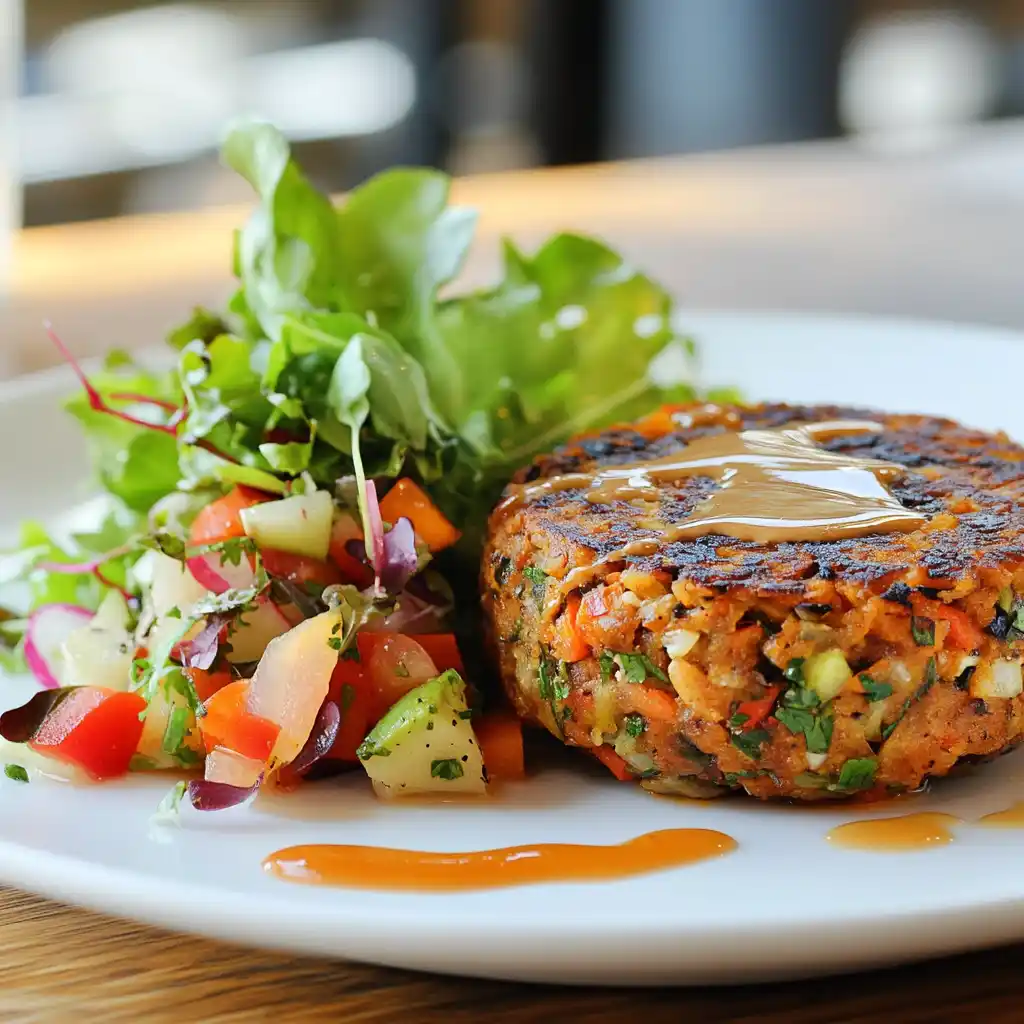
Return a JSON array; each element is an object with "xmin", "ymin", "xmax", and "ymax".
[{"xmin": 6, "ymin": 130, "xmax": 1024, "ymax": 1020}]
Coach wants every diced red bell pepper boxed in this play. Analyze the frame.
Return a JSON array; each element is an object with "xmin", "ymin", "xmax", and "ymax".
[
  {"xmin": 935, "ymin": 605, "xmax": 984, "ymax": 652},
  {"xmin": 260, "ymin": 548, "xmax": 343, "ymax": 589},
  {"xmin": 325, "ymin": 657, "xmax": 374, "ymax": 761},
  {"xmin": 30, "ymin": 688, "xmax": 147, "ymax": 781},
  {"xmin": 734, "ymin": 685, "xmax": 782, "ymax": 730},
  {"xmin": 590, "ymin": 744, "xmax": 633, "ymax": 782},
  {"xmin": 406, "ymin": 633, "xmax": 465, "ymax": 675},
  {"xmin": 199, "ymin": 680, "xmax": 280, "ymax": 762}
]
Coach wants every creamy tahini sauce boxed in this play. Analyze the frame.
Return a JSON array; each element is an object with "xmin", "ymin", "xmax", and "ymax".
[
  {"xmin": 263, "ymin": 828, "xmax": 736, "ymax": 891},
  {"xmin": 507, "ymin": 418, "xmax": 926, "ymax": 546}
]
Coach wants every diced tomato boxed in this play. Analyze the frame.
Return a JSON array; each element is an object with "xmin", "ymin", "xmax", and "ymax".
[
  {"xmin": 590, "ymin": 744, "xmax": 633, "ymax": 782},
  {"xmin": 199, "ymin": 679, "xmax": 280, "ymax": 762},
  {"xmin": 734, "ymin": 685, "xmax": 782, "ymax": 730},
  {"xmin": 378, "ymin": 478, "xmax": 460, "ymax": 552},
  {"xmin": 329, "ymin": 682, "xmax": 375, "ymax": 763},
  {"xmin": 261, "ymin": 548, "xmax": 343, "ymax": 588},
  {"xmin": 936, "ymin": 605, "xmax": 984, "ymax": 652},
  {"xmin": 407, "ymin": 633, "xmax": 465, "ymax": 675},
  {"xmin": 186, "ymin": 667, "xmax": 234, "ymax": 703},
  {"xmin": 189, "ymin": 486, "xmax": 271, "ymax": 548},
  {"xmin": 549, "ymin": 592, "xmax": 590, "ymax": 663},
  {"xmin": 475, "ymin": 713, "xmax": 525, "ymax": 780},
  {"xmin": 30, "ymin": 688, "xmax": 147, "ymax": 781},
  {"xmin": 364, "ymin": 634, "xmax": 438, "ymax": 718},
  {"xmin": 328, "ymin": 514, "xmax": 375, "ymax": 588}
]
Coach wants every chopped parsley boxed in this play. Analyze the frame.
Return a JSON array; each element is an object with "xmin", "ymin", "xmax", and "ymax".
[
  {"xmin": 339, "ymin": 683, "xmax": 357, "ymax": 714},
  {"xmin": 729, "ymin": 711, "xmax": 751, "ymax": 730},
  {"xmin": 859, "ymin": 675, "xmax": 893, "ymax": 703},
  {"xmin": 327, "ymin": 636, "xmax": 342, "ymax": 651},
  {"xmin": 522, "ymin": 565, "xmax": 550, "ymax": 607},
  {"xmin": 539, "ymin": 656, "xmax": 571, "ymax": 735},
  {"xmin": 598, "ymin": 652, "xmax": 615, "ymax": 682},
  {"xmin": 775, "ymin": 706, "xmax": 833, "ymax": 754},
  {"xmin": 4, "ymin": 764, "xmax": 28, "ymax": 783},
  {"xmin": 784, "ymin": 658, "xmax": 806, "ymax": 684},
  {"xmin": 615, "ymin": 652, "xmax": 670, "ymax": 686},
  {"xmin": 393, "ymin": 661, "xmax": 411, "ymax": 678},
  {"xmin": 882, "ymin": 657, "xmax": 937, "ymax": 740},
  {"xmin": 624, "ymin": 712, "xmax": 647, "ymax": 737},
  {"xmin": 911, "ymin": 616, "xmax": 936, "ymax": 647},
  {"xmin": 430, "ymin": 758, "xmax": 464, "ymax": 781},
  {"xmin": 341, "ymin": 645, "xmax": 361, "ymax": 662},
  {"xmin": 730, "ymin": 728, "xmax": 770, "ymax": 760},
  {"xmin": 836, "ymin": 757, "xmax": 877, "ymax": 791},
  {"xmin": 161, "ymin": 706, "xmax": 190, "ymax": 756}
]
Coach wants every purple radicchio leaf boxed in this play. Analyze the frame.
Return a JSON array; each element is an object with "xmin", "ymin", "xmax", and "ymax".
[
  {"xmin": 0, "ymin": 688, "xmax": 77, "ymax": 744},
  {"xmin": 379, "ymin": 517, "xmax": 418, "ymax": 594},
  {"xmin": 177, "ymin": 615, "xmax": 228, "ymax": 671},
  {"xmin": 187, "ymin": 778, "xmax": 259, "ymax": 811},
  {"xmin": 290, "ymin": 700, "xmax": 341, "ymax": 775}
]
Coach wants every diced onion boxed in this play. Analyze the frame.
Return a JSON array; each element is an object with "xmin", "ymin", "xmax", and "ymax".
[
  {"xmin": 663, "ymin": 629, "xmax": 700, "ymax": 660},
  {"xmin": 806, "ymin": 752, "xmax": 827, "ymax": 771},
  {"xmin": 971, "ymin": 659, "xmax": 1023, "ymax": 700}
]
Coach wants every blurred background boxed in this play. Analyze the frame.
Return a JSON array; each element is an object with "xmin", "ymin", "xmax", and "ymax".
[
  {"xmin": 4, "ymin": 0, "xmax": 1024, "ymax": 375},
  {"xmin": 10, "ymin": 0, "xmax": 1024, "ymax": 225}
]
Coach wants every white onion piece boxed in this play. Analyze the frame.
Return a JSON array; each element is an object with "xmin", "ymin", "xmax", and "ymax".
[
  {"xmin": 61, "ymin": 591, "xmax": 133, "ymax": 691},
  {"xmin": 150, "ymin": 551, "xmax": 209, "ymax": 618},
  {"xmin": 240, "ymin": 491, "xmax": 333, "ymax": 560},
  {"xmin": 247, "ymin": 608, "xmax": 342, "ymax": 765},
  {"xmin": 24, "ymin": 604, "xmax": 93, "ymax": 689},
  {"xmin": 204, "ymin": 746, "xmax": 264, "ymax": 788},
  {"xmin": 971, "ymin": 659, "xmax": 1023, "ymax": 700},
  {"xmin": 225, "ymin": 597, "xmax": 293, "ymax": 664}
]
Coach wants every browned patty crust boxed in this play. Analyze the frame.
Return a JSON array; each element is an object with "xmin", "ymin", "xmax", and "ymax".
[{"xmin": 481, "ymin": 403, "xmax": 1024, "ymax": 801}]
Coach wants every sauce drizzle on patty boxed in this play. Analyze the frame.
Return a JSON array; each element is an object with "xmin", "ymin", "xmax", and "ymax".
[{"xmin": 506, "ymin": 417, "xmax": 926, "ymax": 546}]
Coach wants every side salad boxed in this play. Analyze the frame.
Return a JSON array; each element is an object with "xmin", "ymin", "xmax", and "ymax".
[{"xmin": 0, "ymin": 120, "xmax": 704, "ymax": 812}]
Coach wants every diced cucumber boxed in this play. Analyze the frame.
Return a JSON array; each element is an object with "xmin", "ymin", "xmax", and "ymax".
[
  {"xmin": 240, "ymin": 491, "xmax": 333, "ymax": 560},
  {"xmin": 803, "ymin": 650, "xmax": 851, "ymax": 702},
  {"xmin": 62, "ymin": 591, "xmax": 134, "ymax": 690},
  {"xmin": 357, "ymin": 670, "xmax": 487, "ymax": 798}
]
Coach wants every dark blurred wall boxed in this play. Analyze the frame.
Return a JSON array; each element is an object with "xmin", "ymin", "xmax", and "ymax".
[{"xmin": 607, "ymin": 0, "xmax": 854, "ymax": 157}]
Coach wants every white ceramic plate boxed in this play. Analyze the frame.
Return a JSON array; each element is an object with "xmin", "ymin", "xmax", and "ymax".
[{"xmin": 4, "ymin": 311, "xmax": 1024, "ymax": 987}]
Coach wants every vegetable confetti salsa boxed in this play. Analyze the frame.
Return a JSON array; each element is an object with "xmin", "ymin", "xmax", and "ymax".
[{"xmin": 0, "ymin": 120, "xmax": 698, "ymax": 810}]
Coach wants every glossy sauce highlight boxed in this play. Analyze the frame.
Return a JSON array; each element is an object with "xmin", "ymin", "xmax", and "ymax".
[{"xmin": 826, "ymin": 812, "xmax": 961, "ymax": 851}]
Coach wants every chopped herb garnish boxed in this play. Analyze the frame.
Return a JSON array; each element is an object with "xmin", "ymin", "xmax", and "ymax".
[
  {"xmin": 911, "ymin": 616, "xmax": 935, "ymax": 647},
  {"xmin": 784, "ymin": 658, "xmax": 806, "ymax": 684},
  {"xmin": 624, "ymin": 712, "xmax": 647, "ymax": 737},
  {"xmin": 522, "ymin": 565, "xmax": 550, "ymax": 607},
  {"xmin": 775, "ymin": 706, "xmax": 833, "ymax": 754},
  {"xmin": 836, "ymin": 757, "xmax": 877, "ymax": 791},
  {"xmin": 615, "ymin": 652, "xmax": 669, "ymax": 686},
  {"xmin": 327, "ymin": 636, "xmax": 342, "ymax": 651},
  {"xmin": 859, "ymin": 675, "xmax": 893, "ymax": 703},
  {"xmin": 394, "ymin": 662, "xmax": 411, "ymax": 678},
  {"xmin": 598, "ymin": 652, "xmax": 615, "ymax": 682},
  {"xmin": 165, "ymin": 606, "xmax": 182, "ymax": 619},
  {"xmin": 4, "ymin": 764, "xmax": 28, "ymax": 783},
  {"xmin": 729, "ymin": 711, "xmax": 751, "ymax": 730},
  {"xmin": 882, "ymin": 657, "xmax": 937, "ymax": 740},
  {"xmin": 341, "ymin": 645, "xmax": 361, "ymax": 662},
  {"xmin": 539, "ymin": 656, "xmax": 571, "ymax": 733},
  {"xmin": 161, "ymin": 705, "xmax": 191, "ymax": 757},
  {"xmin": 502, "ymin": 616, "xmax": 524, "ymax": 643},
  {"xmin": 430, "ymin": 758, "xmax": 464, "ymax": 781},
  {"xmin": 730, "ymin": 728, "xmax": 770, "ymax": 760}
]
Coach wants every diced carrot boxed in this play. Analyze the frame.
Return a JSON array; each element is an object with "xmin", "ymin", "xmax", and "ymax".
[
  {"xmin": 590, "ymin": 744, "xmax": 633, "ymax": 782},
  {"xmin": 189, "ymin": 486, "xmax": 271, "ymax": 548},
  {"xmin": 549, "ymin": 592, "xmax": 590, "ymax": 664},
  {"xmin": 186, "ymin": 667, "xmax": 233, "ymax": 703},
  {"xmin": 199, "ymin": 680, "xmax": 280, "ymax": 762},
  {"xmin": 620, "ymin": 684, "xmax": 679, "ymax": 723},
  {"xmin": 408, "ymin": 633, "xmax": 465, "ymax": 675},
  {"xmin": 475, "ymin": 712, "xmax": 525, "ymax": 781},
  {"xmin": 378, "ymin": 478, "xmax": 461, "ymax": 552},
  {"xmin": 735, "ymin": 685, "xmax": 782, "ymax": 730}
]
